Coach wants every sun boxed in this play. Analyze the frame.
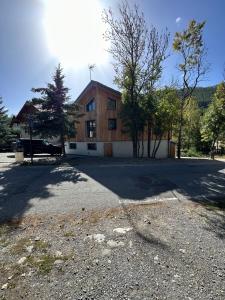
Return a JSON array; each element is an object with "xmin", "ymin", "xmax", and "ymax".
[{"xmin": 43, "ymin": 0, "xmax": 109, "ymax": 69}]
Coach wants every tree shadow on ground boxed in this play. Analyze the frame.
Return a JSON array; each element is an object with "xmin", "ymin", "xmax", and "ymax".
[
  {"xmin": 0, "ymin": 162, "xmax": 87, "ymax": 224},
  {"xmin": 120, "ymin": 202, "xmax": 170, "ymax": 250},
  {"xmin": 75, "ymin": 158, "xmax": 225, "ymax": 239}
]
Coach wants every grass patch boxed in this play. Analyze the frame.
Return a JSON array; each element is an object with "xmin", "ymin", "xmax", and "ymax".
[
  {"xmin": 10, "ymin": 238, "xmax": 50, "ymax": 255},
  {"xmin": 204, "ymin": 201, "xmax": 225, "ymax": 211},
  {"xmin": 63, "ymin": 231, "xmax": 75, "ymax": 237},
  {"xmin": 27, "ymin": 254, "xmax": 56, "ymax": 274},
  {"xmin": 34, "ymin": 240, "xmax": 50, "ymax": 251},
  {"xmin": 27, "ymin": 253, "xmax": 70, "ymax": 274},
  {"xmin": 10, "ymin": 238, "xmax": 31, "ymax": 255},
  {"xmin": 0, "ymin": 238, "xmax": 10, "ymax": 248},
  {"xmin": 0, "ymin": 225, "xmax": 10, "ymax": 237}
]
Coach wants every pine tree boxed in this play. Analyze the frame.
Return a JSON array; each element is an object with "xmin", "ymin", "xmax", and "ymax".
[
  {"xmin": 0, "ymin": 97, "xmax": 13, "ymax": 145},
  {"xmin": 32, "ymin": 64, "xmax": 76, "ymax": 156}
]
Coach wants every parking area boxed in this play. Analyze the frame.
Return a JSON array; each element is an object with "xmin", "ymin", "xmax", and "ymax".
[{"xmin": 0, "ymin": 153, "xmax": 225, "ymax": 222}]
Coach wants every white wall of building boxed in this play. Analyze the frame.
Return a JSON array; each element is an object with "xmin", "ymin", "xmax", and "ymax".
[{"xmin": 65, "ymin": 140, "xmax": 170, "ymax": 158}]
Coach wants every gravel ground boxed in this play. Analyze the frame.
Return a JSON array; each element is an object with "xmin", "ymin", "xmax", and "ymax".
[{"xmin": 0, "ymin": 200, "xmax": 225, "ymax": 300}]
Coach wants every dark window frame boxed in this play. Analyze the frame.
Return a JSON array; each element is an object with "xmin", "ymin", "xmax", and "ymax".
[
  {"xmin": 86, "ymin": 120, "xmax": 96, "ymax": 138},
  {"xmin": 86, "ymin": 98, "xmax": 96, "ymax": 112},
  {"xmin": 108, "ymin": 118, "xmax": 117, "ymax": 130},
  {"xmin": 107, "ymin": 97, "xmax": 117, "ymax": 110},
  {"xmin": 87, "ymin": 143, "xmax": 97, "ymax": 150},
  {"xmin": 69, "ymin": 142, "xmax": 77, "ymax": 149}
]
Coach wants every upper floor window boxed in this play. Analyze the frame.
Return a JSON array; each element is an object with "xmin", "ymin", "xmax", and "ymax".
[
  {"xmin": 86, "ymin": 120, "xmax": 96, "ymax": 138},
  {"xmin": 107, "ymin": 98, "xmax": 116, "ymax": 110},
  {"xmin": 108, "ymin": 118, "xmax": 117, "ymax": 130},
  {"xmin": 86, "ymin": 99, "xmax": 96, "ymax": 112}
]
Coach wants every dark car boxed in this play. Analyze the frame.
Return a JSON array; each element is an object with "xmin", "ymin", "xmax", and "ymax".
[{"xmin": 14, "ymin": 139, "xmax": 62, "ymax": 156}]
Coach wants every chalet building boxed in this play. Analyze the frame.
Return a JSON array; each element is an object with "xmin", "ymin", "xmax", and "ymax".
[
  {"xmin": 11, "ymin": 101, "xmax": 59, "ymax": 144},
  {"xmin": 65, "ymin": 81, "xmax": 174, "ymax": 158}
]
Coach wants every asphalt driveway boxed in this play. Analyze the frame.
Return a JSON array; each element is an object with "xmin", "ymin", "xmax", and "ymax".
[{"xmin": 0, "ymin": 154, "xmax": 225, "ymax": 222}]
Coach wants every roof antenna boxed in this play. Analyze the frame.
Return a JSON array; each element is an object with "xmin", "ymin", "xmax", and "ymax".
[{"xmin": 88, "ymin": 64, "xmax": 95, "ymax": 81}]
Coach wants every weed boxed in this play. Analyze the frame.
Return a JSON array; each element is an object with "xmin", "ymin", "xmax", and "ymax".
[
  {"xmin": 10, "ymin": 238, "xmax": 31, "ymax": 255},
  {"xmin": 63, "ymin": 231, "xmax": 75, "ymax": 237},
  {"xmin": 27, "ymin": 254, "xmax": 55, "ymax": 274}
]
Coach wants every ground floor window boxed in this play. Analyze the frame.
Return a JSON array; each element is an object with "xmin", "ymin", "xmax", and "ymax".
[
  {"xmin": 87, "ymin": 143, "xmax": 97, "ymax": 150},
  {"xmin": 69, "ymin": 142, "xmax": 76, "ymax": 149}
]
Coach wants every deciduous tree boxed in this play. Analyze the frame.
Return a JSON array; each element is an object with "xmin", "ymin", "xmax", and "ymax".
[
  {"xmin": 201, "ymin": 82, "xmax": 225, "ymax": 159},
  {"xmin": 173, "ymin": 20, "xmax": 208, "ymax": 159}
]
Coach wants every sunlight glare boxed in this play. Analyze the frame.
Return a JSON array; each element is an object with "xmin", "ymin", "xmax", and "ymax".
[{"xmin": 43, "ymin": 0, "xmax": 108, "ymax": 69}]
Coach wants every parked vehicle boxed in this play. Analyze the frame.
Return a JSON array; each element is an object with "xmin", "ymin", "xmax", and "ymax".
[
  {"xmin": 0, "ymin": 142, "xmax": 13, "ymax": 152},
  {"xmin": 13, "ymin": 139, "xmax": 62, "ymax": 156}
]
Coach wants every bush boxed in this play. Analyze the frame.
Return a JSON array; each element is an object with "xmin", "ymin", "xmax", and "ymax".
[{"xmin": 182, "ymin": 147, "xmax": 204, "ymax": 157}]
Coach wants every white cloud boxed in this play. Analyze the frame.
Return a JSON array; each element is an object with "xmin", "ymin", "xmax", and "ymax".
[{"xmin": 176, "ymin": 17, "xmax": 182, "ymax": 24}]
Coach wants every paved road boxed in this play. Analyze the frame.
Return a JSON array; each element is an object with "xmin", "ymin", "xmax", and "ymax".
[{"xmin": 0, "ymin": 154, "xmax": 225, "ymax": 221}]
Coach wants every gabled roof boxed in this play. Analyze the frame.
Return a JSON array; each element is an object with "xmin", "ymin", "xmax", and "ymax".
[
  {"xmin": 11, "ymin": 101, "xmax": 40, "ymax": 124},
  {"xmin": 75, "ymin": 80, "xmax": 121, "ymax": 103}
]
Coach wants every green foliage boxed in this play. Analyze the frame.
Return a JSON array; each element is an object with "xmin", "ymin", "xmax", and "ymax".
[
  {"xmin": 173, "ymin": 20, "xmax": 206, "ymax": 72},
  {"xmin": 150, "ymin": 88, "xmax": 179, "ymax": 157},
  {"xmin": 103, "ymin": 2, "xmax": 169, "ymax": 157},
  {"xmin": 173, "ymin": 19, "xmax": 207, "ymax": 158},
  {"xmin": 182, "ymin": 147, "xmax": 204, "ymax": 157},
  {"xmin": 201, "ymin": 82, "xmax": 225, "ymax": 149},
  {"xmin": 0, "ymin": 98, "xmax": 17, "ymax": 146},
  {"xmin": 183, "ymin": 97, "xmax": 201, "ymax": 150},
  {"xmin": 32, "ymin": 65, "xmax": 80, "ymax": 155},
  {"xmin": 192, "ymin": 86, "xmax": 216, "ymax": 108}
]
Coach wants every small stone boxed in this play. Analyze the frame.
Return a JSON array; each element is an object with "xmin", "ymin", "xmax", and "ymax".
[
  {"xmin": 21, "ymin": 273, "xmax": 26, "ymax": 277},
  {"xmin": 144, "ymin": 219, "xmax": 151, "ymax": 224},
  {"xmin": 113, "ymin": 227, "xmax": 132, "ymax": 234},
  {"xmin": 102, "ymin": 248, "xmax": 111, "ymax": 256},
  {"xmin": 82, "ymin": 207, "xmax": 85, "ymax": 211},
  {"xmin": 1, "ymin": 283, "xmax": 8, "ymax": 290},
  {"xmin": 55, "ymin": 251, "xmax": 63, "ymax": 258},
  {"xmin": 26, "ymin": 245, "xmax": 34, "ymax": 253},
  {"xmin": 107, "ymin": 240, "xmax": 125, "ymax": 248},
  {"xmin": 8, "ymin": 275, "xmax": 13, "ymax": 280},
  {"xmin": 107, "ymin": 260, "xmax": 111, "ymax": 264},
  {"xmin": 18, "ymin": 257, "xmax": 27, "ymax": 265},
  {"xmin": 179, "ymin": 249, "xmax": 186, "ymax": 254},
  {"xmin": 35, "ymin": 237, "xmax": 41, "ymax": 241},
  {"xmin": 154, "ymin": 255, "xmax": 159, "ymax": 263},
  {"xmin": 54, "ymin": 259, "xmax": 64, "ymax": 265}
]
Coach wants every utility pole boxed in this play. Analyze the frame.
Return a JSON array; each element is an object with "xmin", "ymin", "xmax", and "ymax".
[{"xmin": 88, "ymin": 64, "xmax": 95, "ymax": 81}]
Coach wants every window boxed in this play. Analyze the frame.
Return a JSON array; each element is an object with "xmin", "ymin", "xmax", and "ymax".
[
  {"xmin": 86, "ymin": 99, "xmax": 96, "ymax": 112},
  {"xmin": 69, "ymin": 142, "xmax": 77, "ymax": 149},
  {"xmin": 86, "ymin": 120, "xmax": 96, "ymax": 138},
  {"xmin": 107, "ymin": 98, "xmax": 116, "ymax": 110},
  {"xmin": 87, "ymin": 143, "xmax": 97, "ymax": 150},
  {"xmin": 108, "ymin": 119, "xmax": 117, "ymax": 130}
]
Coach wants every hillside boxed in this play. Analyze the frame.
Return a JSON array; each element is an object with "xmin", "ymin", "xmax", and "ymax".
[{"xmin": 192, "ymin": 86, "xmax": 217, "ymax": 108}]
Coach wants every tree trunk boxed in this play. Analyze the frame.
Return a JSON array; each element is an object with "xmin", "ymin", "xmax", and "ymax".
[
  {"xmin": 147, "ymin": 120, "xmax": 151, "ymax": 158},
  {"xmin": 167, "ymin": 131, "xmax": 170, "ymax": 158},
  {"xmin": 133, "ymin": 139, "xmax": 138, "ymax": 158},
  {"xmin": 177, "ymin": 103, "xmax": 184, "ymax": 159},
  {"xmin": 153, "ymin": 135, "xmax": 162, "ymax": 158},
  {"xmin": 61, "ymin": 117, "xmax": 66, "ymax": 157},
  {"xmin": 151, "ymin": 137, "xmax": 157, "ymax": 158}
]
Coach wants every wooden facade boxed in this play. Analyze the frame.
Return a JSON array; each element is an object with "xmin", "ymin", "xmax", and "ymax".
[{"xmin": 75, "ymin": 81, "xmax": 130, "ymax": 143}]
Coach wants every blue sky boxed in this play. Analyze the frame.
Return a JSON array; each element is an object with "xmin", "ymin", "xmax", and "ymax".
[{"xmin": 0, "ymin": 0, "xmax": 225, "ymax": 115}]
